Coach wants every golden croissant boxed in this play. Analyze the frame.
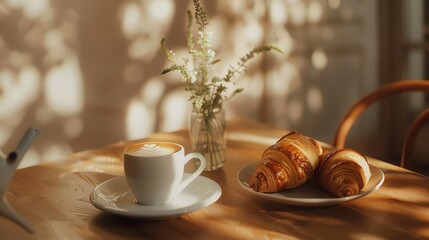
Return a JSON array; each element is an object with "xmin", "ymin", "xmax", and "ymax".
[
  {"xmin": 314, "ymin": 148, "xmax": 371, "ymax": 197},
  {"xmin": 249, "ymin": 131, "xmax": 322, "ymax": 192}
]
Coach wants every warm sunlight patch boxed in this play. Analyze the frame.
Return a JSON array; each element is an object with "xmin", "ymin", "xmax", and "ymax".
[
  {"xmin": 307, "ymin": 87, "xmax": 323, "ymax": 113},
  {"xmin": 308, "ymin": 1, "xmax": 323, "ymax": 23},
  {"xmin": 126, "ymin": 99, "xmax": 153, "ymax": 140},
  {"xmin": 44, "ymin": 55, "xmax": 84, "ymax": 116},
  {"xmin": 312, "ymin": 48, "xmax": 328, "ymax": 70}
]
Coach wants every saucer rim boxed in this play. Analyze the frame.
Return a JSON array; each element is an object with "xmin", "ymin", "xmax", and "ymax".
[{"xmin": 90, "ymin": 174, "xmax": 222, "ymax": 219}]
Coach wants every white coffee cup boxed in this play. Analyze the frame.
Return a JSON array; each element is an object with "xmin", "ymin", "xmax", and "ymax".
[{"xmin": 123, "ymin": 142, "xmax": 206, "ymax": 205}]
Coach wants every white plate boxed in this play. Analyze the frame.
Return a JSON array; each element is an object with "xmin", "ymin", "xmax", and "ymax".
[
  {"xmin": 90, "ymin": 174, "xmax": 222, "ymax": 219},
  {"xmin": 237, "ymin": 163, "xmax": 384, "ymax": 207}
]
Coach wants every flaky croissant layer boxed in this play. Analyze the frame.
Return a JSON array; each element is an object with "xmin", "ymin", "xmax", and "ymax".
[
  {"xmin": 314, "ymin": 149, "xmax": 371, "ymax": 197},
  {"xmin": 249, "ymin": 131, "xmax": 322, "ymax": 193},
  {"xmin": 248, "ymin": 132, "xmax": 372, "ymax": 198}
]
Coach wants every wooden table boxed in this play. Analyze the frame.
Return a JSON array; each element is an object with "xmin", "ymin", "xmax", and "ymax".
[{"xmin": 2, "ymin": 119, "xmax": 429, "ymax": 239}]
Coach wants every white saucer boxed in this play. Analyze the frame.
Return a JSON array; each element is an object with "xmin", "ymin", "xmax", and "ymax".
[
  {"xmin": 238, "ymin": 163, "xmax": 384, "ymax": 207},
  {"xmin": 90, "ymin": 174, "xmax": 222, "ymax": 219}
]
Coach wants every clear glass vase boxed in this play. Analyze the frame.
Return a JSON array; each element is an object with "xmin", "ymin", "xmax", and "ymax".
[{"xmin": 189, "ymin": 108, "xmax": 226, "ymax": 171}]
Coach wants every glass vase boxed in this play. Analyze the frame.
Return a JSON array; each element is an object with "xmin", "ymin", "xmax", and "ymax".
[{"xmin": 189, "ymin": 108, "xmax": 226, "ymax": 171}]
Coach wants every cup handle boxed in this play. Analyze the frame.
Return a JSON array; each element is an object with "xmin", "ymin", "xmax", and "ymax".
[{"xmin": 178, "ymin": 152, "xmax": 206, "ymax": 193}]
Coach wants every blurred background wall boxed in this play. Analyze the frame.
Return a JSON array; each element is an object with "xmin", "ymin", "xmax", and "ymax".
[{"xmin": 0, "ymin": 0, "xmax": 427, "ymax": 172}]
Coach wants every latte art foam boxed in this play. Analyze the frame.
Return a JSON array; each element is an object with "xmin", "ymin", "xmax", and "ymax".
[{"xmin": 131, "ymin": 143, "xmax": 177, "ymax": 157}]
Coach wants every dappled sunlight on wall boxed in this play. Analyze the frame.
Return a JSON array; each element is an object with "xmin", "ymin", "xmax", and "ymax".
[
  {"xmin": 126, "ymin": 98, "xmax": 152, "ymax": 140},
  {"xmin": 0, "ymin": 65, "xmax": 40, "ymax": 145},
  {"xmin": 120, "ymin": 0, "xmax": 174, "ymax": 60},
  {"xmin": 160, "ymin": 90, "xmax": 191, "ymax": 132},
  {"xmin": 0, "ymin": 0, "xmax": 377, "ymax": 168},
  {"xmin": 312, "ymin": 48, "xmax": 328, "ymax": 70},
  {"xmin": 45, "ymin": 55, "xmax": 84, "ymax": 116},
  {"xmin": 0, "ymin": 0, "xmax": 84, "ymax": 166}
]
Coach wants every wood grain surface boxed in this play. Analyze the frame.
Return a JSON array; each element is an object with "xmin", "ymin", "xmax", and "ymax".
[{"xmin": 1, "ymin": 118, "xmax": 428, "ymax": 239}]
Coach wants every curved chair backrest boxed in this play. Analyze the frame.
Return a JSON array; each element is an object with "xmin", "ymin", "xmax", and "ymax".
[
  {"xmin": 334, "ymin": 80, "xmax": 429, "ymax": 169},
  {"xmin": 402, "ymin": 108, "xmax": 429, "ymax": 169}
]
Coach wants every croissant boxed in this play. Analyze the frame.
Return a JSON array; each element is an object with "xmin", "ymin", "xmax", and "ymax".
[
  {"xmin": 248, "ymin": 131, "xmax": 322, "ymax": 192},
  {"xmin": 314, "ymin": 148, "xmax": 371, "ymax": 197}
]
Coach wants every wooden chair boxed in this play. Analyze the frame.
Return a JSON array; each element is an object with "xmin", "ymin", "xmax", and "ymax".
[{"xmin": 334, "ymin": 80, "xmax": 429, "ymax": 169}]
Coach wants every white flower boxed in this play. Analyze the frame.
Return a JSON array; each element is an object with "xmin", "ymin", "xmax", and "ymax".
[
  {"xmin": 187, "ymin": 65, "xmax": 197, "ymax": 83},
  {"xmin": 205, "ymin": 31, "xmax": 213, "ymax": 47},
  {"xmin": 197, "ymin": 33, "xmax": 204, "ymax": 47},
  {"xmin": 161, "ymin": 0, "xmax": 280, "ymax": 115},
  {"xmin": 197, "ymin": 31, "xmax": 213, "ymax": 48},
  {"xmin": 207, "ymin": 49, "xmax": 215, "ymax": 59},
  {"xmin": 194, "ymin": 96, "xmax": 204, "ymax": 111},
  {"xmin": 179, "ymin": 57, "xmax": 197, "ymax": 83}
]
